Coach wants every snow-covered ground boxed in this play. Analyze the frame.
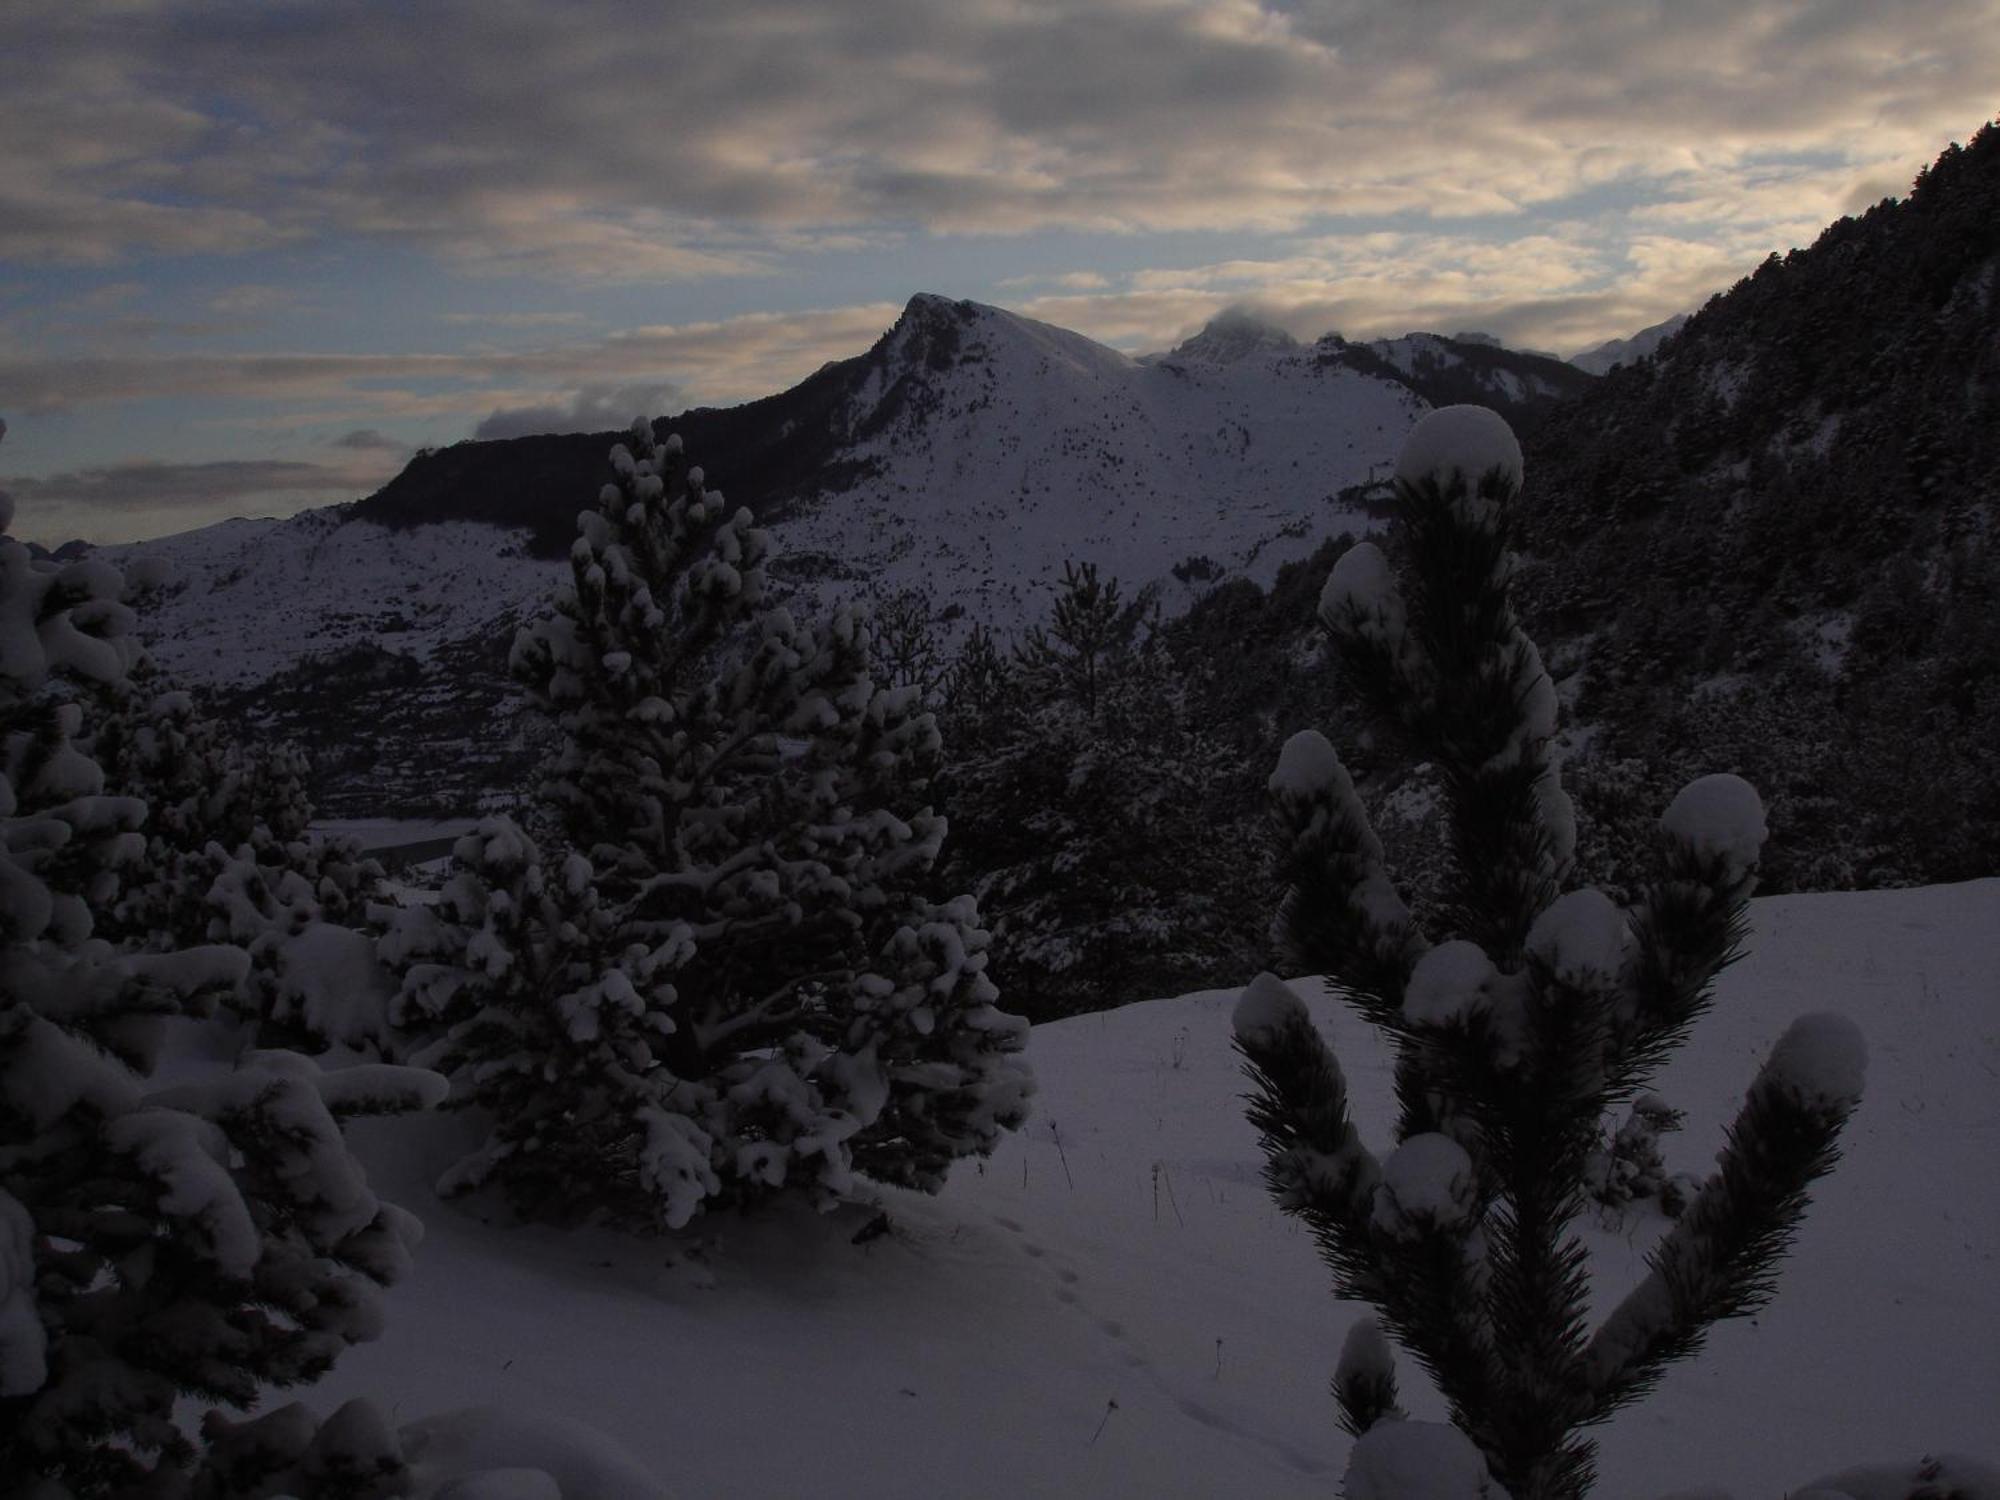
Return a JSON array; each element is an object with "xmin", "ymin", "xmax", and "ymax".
[{"xmin": 314, "ymin": 880, "xmax": 2000, "ymax": 1498}]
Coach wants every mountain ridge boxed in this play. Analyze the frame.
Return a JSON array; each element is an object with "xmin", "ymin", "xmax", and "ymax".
[
  {"xmin": 346, "ymin": 296, "xmax": 1590, "ymax": 558},
  {"xmin": 115, "ymin": 297, "xmax": 1587, "ymax": 814}
]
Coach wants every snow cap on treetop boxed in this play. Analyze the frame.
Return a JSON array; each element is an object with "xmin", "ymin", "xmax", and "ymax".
[
  {"xmin": 1662, "ymin": 773, "xmax": 1767, "ymax": 878},
  {"xmin": 1394, "ymin": 404, "xmax": 1523, "ymax": 494},
  {"xmin": 1233, "ymin": 971, "xmax": 1309, "ymax": 1043}
]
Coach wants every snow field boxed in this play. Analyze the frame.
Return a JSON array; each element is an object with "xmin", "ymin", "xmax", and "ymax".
[{"xmin": 310, "ymin": 880, "xmax": 2000, "ymax": 1498}]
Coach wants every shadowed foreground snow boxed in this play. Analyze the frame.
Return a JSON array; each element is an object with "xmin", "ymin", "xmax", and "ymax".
[{"xmin": 318, "ymin": 881, "xmax": 2000, "ymax": 1498}]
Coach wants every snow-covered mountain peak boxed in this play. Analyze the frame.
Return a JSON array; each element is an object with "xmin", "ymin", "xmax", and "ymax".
[
  {"xmin": 880, "ymin": 294, "xmax": 1138, "ymax": 384},
  {"xmin": 1155, "ymin": 308, "xmax": 1301, "ymax": 366}
]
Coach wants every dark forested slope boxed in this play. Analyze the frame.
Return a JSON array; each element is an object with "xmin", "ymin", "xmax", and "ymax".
[{"xmin": 1517, "ymin": 121, "xmax": 2000, "ymax": 887}]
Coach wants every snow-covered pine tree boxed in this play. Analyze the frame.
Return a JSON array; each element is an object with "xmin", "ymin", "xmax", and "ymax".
[
  {"xmin": 382, "ymin": 420, "xmax": 1031, "ymax": 1230},
  {"xmin": 1233, "ymin": 406, "xmax": 1867, "ymax": 1500},
  {"xmin": 0, "ymin": 490, "xmax": 440, "ymax": 1495},
  {"xmin": 86, "ymin": 657, "xmax": 390, "ymax": 1050}
]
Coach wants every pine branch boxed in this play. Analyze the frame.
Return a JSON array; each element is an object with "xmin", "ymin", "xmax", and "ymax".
[
  {"xmin": 1267, "ymin": 731, "xmax": 1424, "ymax": 1023},
  {"xmin": 1606, "ymin": 842, "xmax": 1753, "ymax": 1094},
  {"xmin": 1582, "ymin": 1015, "xmax": 1864, "ymax": 1422},
  {"xmin": 1333, "ymin": 1317, "xmax": 1405, "ymax": 1437},
  {"xmin": 1232, "ymin": 976, "xmax": 1382, "ymax": 1297}
]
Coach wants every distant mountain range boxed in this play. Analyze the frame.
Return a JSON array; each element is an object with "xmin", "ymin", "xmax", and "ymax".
[
  {"xmin": 1568, "ymin": 315, "xmax": 1691, "ymax": 376},
  {"xmin": 109, "ymin": 303, "xmax": 1589, "ymax": 815}
]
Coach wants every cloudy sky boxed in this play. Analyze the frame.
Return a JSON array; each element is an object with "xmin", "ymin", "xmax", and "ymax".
[{"xmin": 2, "ymin": 0, "xmax": 1993, "ymax": 543}]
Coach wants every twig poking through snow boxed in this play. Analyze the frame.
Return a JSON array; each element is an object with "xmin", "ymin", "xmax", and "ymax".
[
  {"xmin": 1051, "ymin": 1120, "xmax": 1074, "ymax": 1189},
  {"xmin": 1089, "ymin": 1398, "xmax": 1120, "ymax": 1446}
]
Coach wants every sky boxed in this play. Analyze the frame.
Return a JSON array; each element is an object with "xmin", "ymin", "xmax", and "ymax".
[{"xmin": 1, "ymin": 0, "xmax": 1994, "ymax": 545}]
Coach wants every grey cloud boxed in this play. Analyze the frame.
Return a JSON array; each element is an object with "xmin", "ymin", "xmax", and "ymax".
[
  {"xmin": 0, "ymin": 305, "xmax": 900, "ymax": 417},
  {"xmin": 0, "ymin": 459, "xmax": 372, "ymax": 518},
  {"xmin": 473, "ymin": 382, "xmax": 687, "ymax": 441},
  {"xmin": 438, "ymin": 311, "xmax": 591, "ymax": 329},
  {"xmin": 4, "ymin": 0, "xmax": 1991, "ymax": 277},
  {"xmin": 331, "ymin": 428, "xmax": 401, "ymax": 451},
  {"xmin": 0, "ymin": 453, "xmax": 407, "ymax": 547}
]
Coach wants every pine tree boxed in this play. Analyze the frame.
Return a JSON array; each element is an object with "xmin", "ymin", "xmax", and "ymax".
[
  {"xmin": 935, "ymin": 565, "xmax": 1260, "ymax": 1020},
  {"xmin": 1017, "ymin": 559, "xmax": 1125, "ymax": 714},
  {"xmin": 0, "ymin": 492, "xmax": 440, "ymax": 1495},
  {"xmin": 381, "ymin": 421, "xmax": 1032, "ymax": 1230},
  {"xmin": 86, "ymin": 658, "xmax": 389, "ymax": 1050},
  {"xmin": 1233, "ymin": 406, "xmax": 1867, "ymax": 1500}
]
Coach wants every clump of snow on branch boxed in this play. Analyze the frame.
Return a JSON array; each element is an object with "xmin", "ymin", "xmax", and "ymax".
[
  {"xmin": 1661, "ymin": 773, "xmax": 1768, "ymax": 880},
  {"xmin": 1320, "ymin": 541, "xmax": 1409, "ymax": 650},
  {"xmin": 1525, "ymin": 888, "xmax": 1631, "ymax": 987},
  {"xmin": 1232, "ymin": 970, "xmax": 1310, "ymax": 1043},
  {"xmin": 1372, "ymin": 1132, "xmax": 1479, "ymax": 1237},
  {"xmin": 1393, "ymin": 403, "xmax": 1524, "ymax": 494},
  {"xmin": 1763, "ymin": 1012, "xmax": 1869, "ymax": 1113},
  {"xmin": 1403, "ymin": 939, "xmax": 1498, "ymax": 1027},
  {"xmin": 1271, "ymin": 727, "xmax": 1359, "ymax": 808}
]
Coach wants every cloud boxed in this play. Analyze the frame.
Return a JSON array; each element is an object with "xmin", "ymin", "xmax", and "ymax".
[
  {"xmin": 1008, "ymin": 219, "xmax": 1753, "ymax": 357},
  {"xmin": 474, "ymin": 381, "xmax": 688, "ymax": 441},
  {"xmin": 999, "ymin": 270, "xmax": 1112, "ymax": 291},
  {"xmin": 0, "ymin": 302, "xmax": 903, "ymax": 421},
  {"xmin": 1, "ymin": 459, "xmax": 361, "ymax": 514},
  {"xmin": 331, "ymin": 427, "xmax": 402, "ymax": 451},
  {"xmin": 438, "ymin": 310, "xmax": 592, "ymax": 329},
  {"xmin": 205, "ymin": 283, "xmax": 301, "ymax": 318},
  {"xmin": 2, "ymin": 0, "xmax": 1989, "ymax": 282},
  {"xmin": 0, "ymin": 455, "xmax": 400, "ymax": 545}
]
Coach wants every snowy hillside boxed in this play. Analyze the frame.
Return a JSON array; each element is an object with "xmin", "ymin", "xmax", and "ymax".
[
  {"xmin": 117, "ymin": 510, "xmax": 548, "ymax": 693},
  {"xmin": 311, "ymin": 879, "xmax": 2000, "ymax": 1499},
  {"xmin": 775, "ymin": 295, "xmax": 1425, "ymax": 623}
]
